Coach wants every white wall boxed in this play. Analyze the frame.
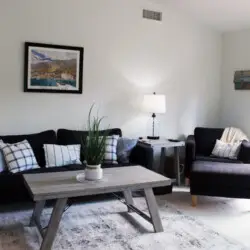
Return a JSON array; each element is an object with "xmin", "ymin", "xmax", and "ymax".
[
  {"xmin": 220, "ymin": 30, "xmax": 250, "ymax": 136},
  {"xmin": 0, "ymin": 0, "xmax": 222, "ymax": 137}
]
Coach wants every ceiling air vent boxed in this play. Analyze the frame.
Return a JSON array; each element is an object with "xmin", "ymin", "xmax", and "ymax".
[{"xmin": 143, "ymin": 9, "xmax": 162, "ymax": 21}]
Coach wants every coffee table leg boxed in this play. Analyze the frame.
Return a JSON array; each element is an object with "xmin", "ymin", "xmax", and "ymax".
[
  {"xmin": 30, "ymin": 200, "xmax": 46, "ymax": 226},
  {"xmin": 144, "ymin": 188, "xmax": 163, "ymax": 233},
  {"xmin": 40, "ymin": 198, "xmax": 67, "ymax": 250},
  {"xmin": 123, "ymin": 190, "xmax": 134, "ymax": 213},
  {"xmin": 159, "ymin": 147, "xmax": 167, "ymax": 175}
]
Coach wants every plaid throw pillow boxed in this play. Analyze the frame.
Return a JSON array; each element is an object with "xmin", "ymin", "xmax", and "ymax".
[
  {"xmin": 103, "ymin": 135, "xmax": 119, "ymax": 164},
  {"xmin": 44, "ymin": 144, "xmax": 82, "ymax": 167},
  {"xmin": 0, "ymin": 140, "xmax": 39, "ymax": 173}
]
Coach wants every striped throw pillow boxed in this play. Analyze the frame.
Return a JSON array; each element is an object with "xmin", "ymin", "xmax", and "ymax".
[
  {"xmin": 44, "ymin": 144, "xmax": 82, "ymax": 167},
  {"xmin": 211, "ymin": 139, "xmax": 241, "ymax": 159},
  {"xmin": 0, "ymin": 140, "xmax": 39, "ymax": 173}
]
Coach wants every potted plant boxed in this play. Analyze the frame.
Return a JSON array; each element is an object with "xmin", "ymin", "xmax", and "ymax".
[{"xmin": 82, "ymin": 105, "xmax": 108, "ymax": 180}]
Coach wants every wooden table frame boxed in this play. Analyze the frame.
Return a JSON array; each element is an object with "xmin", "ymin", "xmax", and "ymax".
[
  {"xmin": 24, "ymin": 166, "xmax": 170, "ymax": 250},
  {"xmin": 138, "ymin": 139, "xmax": 185, "ymax": 186},
  {"xmin": 160, "ymin": 146, "xmax": 182, "ymax": 185},
  {"xmin": 30, "ymin": 188, "xmax": 163, "ymax": 250}
]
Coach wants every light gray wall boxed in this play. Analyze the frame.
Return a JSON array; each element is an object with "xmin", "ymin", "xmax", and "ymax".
[
  {"xmin": 0, "ymin": 0, "xmax": 222, "ymax": 137},
  {"xmin": 220, "ymin": 29, "xmax": 250, "ymax": 136}
]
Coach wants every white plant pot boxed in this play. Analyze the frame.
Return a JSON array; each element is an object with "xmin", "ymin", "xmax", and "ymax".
[{"xmin": 85, "ymin": 164, "xmax": 103, "ymax": 180}]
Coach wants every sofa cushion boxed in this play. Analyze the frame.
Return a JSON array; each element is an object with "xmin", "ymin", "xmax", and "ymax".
[
  {"xmin": 195, "ymin": 155, "xmax": 242, "ymax": 164},
  {"xmin": 0, "ymin": 172, "xmax": 32, "ymax": 203},
  {"xmin": 21, "ymin": 164, "xmax": 85, "ymax": 174},
  {"xmin": 194, "ymin": 127, "xmax": 224, "ymax": 156},
  {"xmin": 192, "ymin": 161, "xmax": 250, "ymax": 175},
  {"xmin": 101, "ymin": 162, "xmax": 134, "ymax": 168},
  {"xmin": 191, "ymin": 161, "xmax": 250, "ymax": 189},
  {"xmin": 0, "ymin": 130, "xmax": 57, "ymax": 168},
  {"xmin": 21, "ymin": 163, "xmax": 133, "ymax": 173},
  {"xmin": 0, "ymin": 164, "xmax": 85, "ymax": 204}
]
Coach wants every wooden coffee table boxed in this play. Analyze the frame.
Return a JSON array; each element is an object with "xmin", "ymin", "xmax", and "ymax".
[{"xmin": 23, "ymin": 165, "xmax": 171, "ymax": 250}]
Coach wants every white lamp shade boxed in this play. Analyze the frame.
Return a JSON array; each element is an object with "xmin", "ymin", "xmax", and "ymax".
[{"xmin": 143, "ymin": 94, "xmax": 166, "ymax": 114}]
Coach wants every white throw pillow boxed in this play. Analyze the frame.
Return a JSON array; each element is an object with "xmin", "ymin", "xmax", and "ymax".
[
  {"xmin": 0, "ymin": 140, "xmax": 39, "ymax": 173},
  {"xmin": 44, "ymin": 144, "xmax": 82, "ymax": 167},
  {"xmin": 211, "ymin": 139, "xmax": 241, "ymax": 159}
]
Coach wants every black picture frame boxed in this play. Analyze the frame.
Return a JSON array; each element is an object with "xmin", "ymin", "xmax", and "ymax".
[{"xmin": 24, "ymin": 42, "xmax": 84, "ymax": 94}]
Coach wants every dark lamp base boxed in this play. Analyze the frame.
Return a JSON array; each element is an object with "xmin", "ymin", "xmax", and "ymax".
[{"xmin": 147, "ymin": 136, "xmax": 160, "ymax": 140}]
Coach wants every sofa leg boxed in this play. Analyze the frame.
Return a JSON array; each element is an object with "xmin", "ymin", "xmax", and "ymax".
[{"xmin": 191, "ymin": 195, "xmax": 197, "ymax": 207}]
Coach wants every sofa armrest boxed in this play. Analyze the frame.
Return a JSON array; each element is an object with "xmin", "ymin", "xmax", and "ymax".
[
  {"xmin": 238, "ymin": 140, "xmax": 250, "ymax": 163},
  {"xmin": 185, "ymin": 135, "xmax": 196, "ymax": 178},
  {"xmin": 129, "ymin": 143, "xmax": 153, "ymax": 170}
]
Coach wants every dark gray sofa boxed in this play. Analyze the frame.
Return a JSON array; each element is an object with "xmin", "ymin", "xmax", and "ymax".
[{"xmin": 0, "ymin": 128, "xmax": 154, "ymax": 205}]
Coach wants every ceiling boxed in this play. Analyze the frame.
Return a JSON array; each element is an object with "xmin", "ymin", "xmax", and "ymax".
[{"xmin": 168, "ymin": 0, "xmax": 250, "ymax": 32}]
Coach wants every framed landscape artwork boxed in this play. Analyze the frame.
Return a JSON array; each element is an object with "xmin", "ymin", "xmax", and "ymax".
[
  {"xmin": 24, "ymin": 42, "xmax": 84, "ymax": 94},
  {"xmin": 234, "ymin": 70, "xmax": 250, "ymax": 90}
]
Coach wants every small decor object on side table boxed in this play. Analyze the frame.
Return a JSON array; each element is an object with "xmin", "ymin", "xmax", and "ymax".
[
  {"xmin": 143, "ymin": 92, "xmax": 166, "ymax": 140},
  {"xmin": 77, "ymin": 105, "xmax": 108, "ymax": 181}
]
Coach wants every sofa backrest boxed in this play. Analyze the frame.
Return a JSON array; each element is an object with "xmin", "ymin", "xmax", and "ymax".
[
  {"xmin": 0, "ymin": 128, "xmax": 122, "ymax": 168},
  {"xmin": 0, "ymin": 130, "xmax": 57, "ymax": 168},
  {"xmin": 194, "ymin": 127, "xmax": 224, "ymax": 156},
  {"xmin": 57, "ymin": 128, "xmax": 122, "ymax": 145},
  {"xmin": 57, "ymin": 128, "xmax": 122, "ymax": 161}
]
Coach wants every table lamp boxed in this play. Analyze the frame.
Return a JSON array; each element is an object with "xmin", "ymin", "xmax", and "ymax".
[{"xmin": 143, "ymin": 92, "xmax": 166, "ymax": 140}]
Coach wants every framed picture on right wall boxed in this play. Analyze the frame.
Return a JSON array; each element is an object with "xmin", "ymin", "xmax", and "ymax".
[{"xmin": 234, "ymin": 70, "xmax": 250, "ymax": 90}]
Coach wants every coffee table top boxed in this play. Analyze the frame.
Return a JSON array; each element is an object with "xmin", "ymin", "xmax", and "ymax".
[{"xmin": 23, "ymin": 166, "xmax": 171, "ymax": 201}]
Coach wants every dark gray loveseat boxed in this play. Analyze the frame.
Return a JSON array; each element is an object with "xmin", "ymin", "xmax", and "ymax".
[
  {"xmin": 185, "ymin": 127, "xmax": 250, "ymax": 204},
  {"xmin": 0, "ymin": 128, "xmax": 154, "ymax": 205}
]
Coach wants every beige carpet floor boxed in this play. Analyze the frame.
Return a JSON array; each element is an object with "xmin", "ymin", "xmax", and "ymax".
[{"xmin": 166, "ymin": 187, "xmax": 250, "ymax": 248}]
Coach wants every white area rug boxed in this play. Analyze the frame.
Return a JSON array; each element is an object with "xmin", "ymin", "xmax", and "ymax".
[
  {"xmin": 0, "ymin": 196, "xmax": 248, "ymax": 250},
  {"xmin": 169, "ymin": 187, "xmax": 250, "ymax": 248}
]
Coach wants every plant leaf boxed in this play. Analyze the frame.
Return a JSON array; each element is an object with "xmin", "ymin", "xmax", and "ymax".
[{"xmin": 82, "ymin": 104, "xmax": 109, "ymax": 165}]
